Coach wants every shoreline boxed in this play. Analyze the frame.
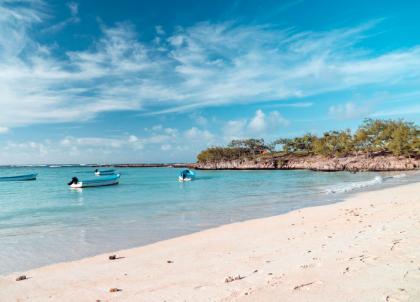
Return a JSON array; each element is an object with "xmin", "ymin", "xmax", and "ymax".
[{"xmin": 1, "ymin": 181, "xmax": 419, "ymax": 301}]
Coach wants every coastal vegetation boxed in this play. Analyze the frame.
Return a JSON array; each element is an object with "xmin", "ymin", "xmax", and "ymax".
[{"xmin": 197, "ymin": 119, "xmax": 419, "ymax": 163}]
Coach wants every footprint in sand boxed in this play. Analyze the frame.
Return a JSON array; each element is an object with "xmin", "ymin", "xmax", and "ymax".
[
  {"xmin": 293, "ymin": 280, "xmax": 323, "ymax": 291},
  {"xmin": 268, "ymin": 276, "xmax": 282, "ymax": 287},
  {"xmin": 390, "ymin": 239, "xmax": 401, "ymax": 251},
  {"xmin": 385, "ymin": 289, "xmax": 410, "ymax": 301},
  {"xmin": 403, "ymin": 268, "xmax": 420, "ymax": 280}
]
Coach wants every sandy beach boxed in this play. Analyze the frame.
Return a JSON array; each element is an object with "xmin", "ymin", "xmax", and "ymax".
[{"xmin": 1, "ymin": 182, "xmax": 419, "ymax": 302}]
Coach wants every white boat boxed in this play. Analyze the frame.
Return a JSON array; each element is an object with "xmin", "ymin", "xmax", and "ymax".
[
  {"xmin": 68, "ymin": 174, "xmax": 120, "ymax": 188},
  {"xmin": 94, "ymin": 169, "xmax": 116, "ymax": 176}
]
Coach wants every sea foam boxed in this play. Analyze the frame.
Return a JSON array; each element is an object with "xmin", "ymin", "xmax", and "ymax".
[{"xmin": 325, "ymin": 174, "xmax": 406, "ymax": 194}]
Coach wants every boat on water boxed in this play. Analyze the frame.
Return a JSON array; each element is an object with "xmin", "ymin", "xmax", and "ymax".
[
  {"xmin": 68, "ymin": 174, "xmax": 120, "ymax": 188},
  {"xmin": 178, "ymin": 169, "xmax": 195, "ymax": 182},
  {"xmin": 94, "ymin": 169, "xmax": 116, "ymax": 176},
  {"xmin": 0, "ymin": 173, "xmax": 38, "ymax": 181}
]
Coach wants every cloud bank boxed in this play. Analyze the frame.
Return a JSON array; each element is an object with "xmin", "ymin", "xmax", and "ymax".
[{"xmin": 1, "ymin": 1, "xmax": 420, "ymax": 132}]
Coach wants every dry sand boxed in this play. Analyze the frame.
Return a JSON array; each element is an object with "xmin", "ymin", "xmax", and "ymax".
[{"xmin": 1, "ymin": 182, "xmax": 419, "ymax": 302}]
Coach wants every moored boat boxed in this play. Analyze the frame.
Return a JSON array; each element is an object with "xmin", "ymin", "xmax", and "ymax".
[
  {"xmin": 68, "ymin": 174, "xmax": 120, "ymax": 188},
  {"xmin": 0, "ymin": 173, "xmax": 38, "ymax": 181},
  {"xmin": 178, "ymin": 169, "xmax": 195, "ymax": 182},
  {"xmin": 94, "ymin": 169, "xmax": 116, "ymax": 176}
]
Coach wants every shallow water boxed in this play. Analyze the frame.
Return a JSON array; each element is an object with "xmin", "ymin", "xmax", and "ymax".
[{"xmin": 0, "ymin": 166, "xmax": 418, "ymax": 274}]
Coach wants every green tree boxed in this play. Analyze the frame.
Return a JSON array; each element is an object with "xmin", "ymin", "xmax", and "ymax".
[
  {"xmin": 228, "ymin": 139, "xmax": 270, "ymax": 155},
  {"xmin": 354, "ymin": 119, "xmax": 419, "ymax": 156},
  {"xmin": 272, "ymin": 134, "xmax": 316, "ymax": 154},
  {"xmin": 313, "ymin": 130, "xmax": 353, "ymax": 156},
  {"xmin": 197, "ymin": 119, "xmax": 418, "ymax": 162}
]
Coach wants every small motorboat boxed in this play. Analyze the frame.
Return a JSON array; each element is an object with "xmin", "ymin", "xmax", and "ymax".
[
  {"xmin": 0, "ymin": 173, "xmax": 38, "ymax": 181},
  {"xmin": 94, "ymin": 169, "xmax": 116, "ymax": 176},
  {"xmin": 68, "ymin": 174, "xmax": 120, "ymax": 188},
  {"xmin": 178, "ymin": 169, "xmax": 195, "ymax": 182}
]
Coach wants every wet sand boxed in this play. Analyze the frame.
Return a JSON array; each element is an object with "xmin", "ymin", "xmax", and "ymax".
[{"xmin": 1, "ymin": 182, "xmax": 419, "ymax": 301}]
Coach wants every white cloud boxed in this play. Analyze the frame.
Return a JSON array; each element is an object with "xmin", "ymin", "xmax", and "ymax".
[
  {"xmin": 151, "ymin": 125, "xmax": 163, "ymax": 131},
  {"xmin": 184, "ymin": 127, "xmax": 214, "ymax": 141},
  {"xmin": 372, "ymin": 104, "xmax": 420, "ymax": 117},
  {"xmin": 248, "ymin": 109, "xmax": 266, "ymax": 132},
  {"xmin": 161, "ymin": 144, "xmax": 171, "ymax": 151},
  {"xmin": 155, "ymin": 25, "xmax": 165, "ymax": 35},
  {"xmin": 0, "ymin": 124, "xmax": 217, "ymax": 163},
  {"xmin": 268, "ymin": 102, "xmax": 313, "ymax": 108},
  {"xmin": 248, "ymin": 109, "xmax": 289, "ymax": 133},
  {"xmin": 68, "ymin": 2, "xmax": 78, "ymax": 16},
  {"xmin": 60, "ymin": 136, "xmax": 125, "ymax": 148},
  {"xmin": 224, "ymin": 109, "xmax": 289, "ymax": 139},
  {"xmin": 42, "ymin": 1, "xmax": 80, "ymax": 33},
  {"xmin": 268, "ymin": 111, "xmax": 290, "ymax": 127},
  {"xmin": 144, "ymin": 124, "xmax": 179, "ymax": 136},
  {"xmin": 223, "ymin": 119, "xmax": 247, "ymax": 139},
  {"xmin": 164, "ymin": 127, "xmax": 178, "ymax": 135},
  {"xmin": 4, "ymin": 140, "xmax": 49, "ymax": 156},
  {"xmin": 190, "ymin": 112, "xmax": 208, "ymax": 126},
  {"xmin": 1, "ymin": 2, "xmax": 420, "ymax": 132},
  {"xmin": 0, "ymin": 126, "xmax": 9, "ymax": 133},
  {"xmin": 328, "ymin": 102, "xmax": 370, "ymax": 119},
  {"xmin": 128, "ymin": 135, "xmax": 139, "ymax": 143}
]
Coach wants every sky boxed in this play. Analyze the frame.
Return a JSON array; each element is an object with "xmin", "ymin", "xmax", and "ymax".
[{"xmin": 0, "ymin": 0, "xmax": 419, "ymax": 164}]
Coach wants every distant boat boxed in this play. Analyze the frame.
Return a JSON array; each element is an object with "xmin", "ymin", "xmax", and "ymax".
[
  {"xmin": 0, "ymin": 173, "xmax": 38, "ymax": 181},
  {"xmin": 178, "ymin": 169, "xmax": 195, "ymax": 182},
  {"xmin": 94, "ymin": 169, "xmax": 116, "ymax": 176},
  {"xmin": 68, "ymin": 174, "xmax": 120, "ymax": 188}
]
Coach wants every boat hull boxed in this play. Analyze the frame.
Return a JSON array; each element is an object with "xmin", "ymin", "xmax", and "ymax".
[
  {"xmin": 178, "ymin": 176, "xmax": 192, "ymax": 182},
  {"xmin": 0, "ymin": 173, "xmax": 38, "ymax": 181},
  {"xmin": 70, "ymin": 174, "xmax": 120, "ymax": 188},
  {"xmin": 94, "ymin": 169, "xmax": 116, "ymax": 176}
]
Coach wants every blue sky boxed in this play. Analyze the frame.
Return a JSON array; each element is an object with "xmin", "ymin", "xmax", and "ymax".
[{"xmin": 0, "ymin": 0, "xmax": 419, "ymax": 164}]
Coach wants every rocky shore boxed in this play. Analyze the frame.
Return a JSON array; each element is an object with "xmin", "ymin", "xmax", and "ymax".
[
  {"xmin": 195, "ymin": 154, "xmax": 420, "ymax": 171},
  {"xmin": 113, "ymin": 163, "xmax": 193, "ymax": 168}
]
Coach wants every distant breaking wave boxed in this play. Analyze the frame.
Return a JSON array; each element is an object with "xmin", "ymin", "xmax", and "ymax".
[{"xmin": 325, "ymin": 174, "xmax": 406, "ymax": 194}]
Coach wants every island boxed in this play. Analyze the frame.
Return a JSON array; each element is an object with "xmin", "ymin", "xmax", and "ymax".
[{"xmin": 196, "ymin": 119, "xmax": 419, "ymax": 171}]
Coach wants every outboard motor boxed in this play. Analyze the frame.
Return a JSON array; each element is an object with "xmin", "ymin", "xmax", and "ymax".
[{"xmin": 68, "ymin": 177, "xmax": 79, "ymax": 186}]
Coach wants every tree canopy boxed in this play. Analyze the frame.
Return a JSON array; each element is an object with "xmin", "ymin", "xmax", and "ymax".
[{"xmin": 197, "ymin": 119, "xmax": 419, "ymax": 162}]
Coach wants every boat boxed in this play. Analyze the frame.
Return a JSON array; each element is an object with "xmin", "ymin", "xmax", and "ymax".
[
  {"xmin": 94, "ymin": 169, "xmax": 116, "ymax": 176},
  {"xmin": 178, "ymin": 169, "xmax": 195, "ymax": 182},
  {"xmin": 0, "ymin": 173, "xmax": 38, "ymax": 181},
  {"xmin": 68, "ymin": 174, "xmax": 120, "ymax": 188}
]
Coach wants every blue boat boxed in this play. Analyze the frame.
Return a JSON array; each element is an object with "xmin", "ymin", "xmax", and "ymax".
[
  {"xmin": 68, "ymin": 174, "xmax": 120, "ymax": 188},
  {"xmin": 178, "ymin": 169, "xmax": 195, "ymax": 182},
  {"xmin": 0, "ymin": 173, "xmax": 38, "ymax": 181},
  {"xmin": 94, "ymin": 169, "xmax": 116, "ymax": 176}
]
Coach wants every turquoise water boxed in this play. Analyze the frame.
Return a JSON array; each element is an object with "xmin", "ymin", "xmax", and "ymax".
[{"xmin": 0, "ymin": 166, "xmax": 418, "ymax": 274}]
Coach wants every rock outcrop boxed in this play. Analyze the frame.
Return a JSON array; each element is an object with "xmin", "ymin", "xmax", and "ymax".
[{"xmin": 195, "ymin": 154, "xmax": 420, "ymax": 171}]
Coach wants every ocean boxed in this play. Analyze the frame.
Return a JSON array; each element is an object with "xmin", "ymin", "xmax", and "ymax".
[{"xmin": 0, "ymin": 166, "xmax": 418, "ymax": 275}]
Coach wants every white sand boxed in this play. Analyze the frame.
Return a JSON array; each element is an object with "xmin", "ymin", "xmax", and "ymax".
[{"xmin": 1, "ymin": 182, "xmax": 419, "ymax": 302}]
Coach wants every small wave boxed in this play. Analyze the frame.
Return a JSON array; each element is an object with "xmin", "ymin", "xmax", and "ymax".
[
  {"xmin": 383, "ymin": 173, "xmax": 406, "ymax": 180},
  {"xmin": 326, "ymin": 176, "xmax": 383, "ymax": 194},
  {"xmin": 325, "ymin": 173, "xmax": 407, "ymax": 194}
]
